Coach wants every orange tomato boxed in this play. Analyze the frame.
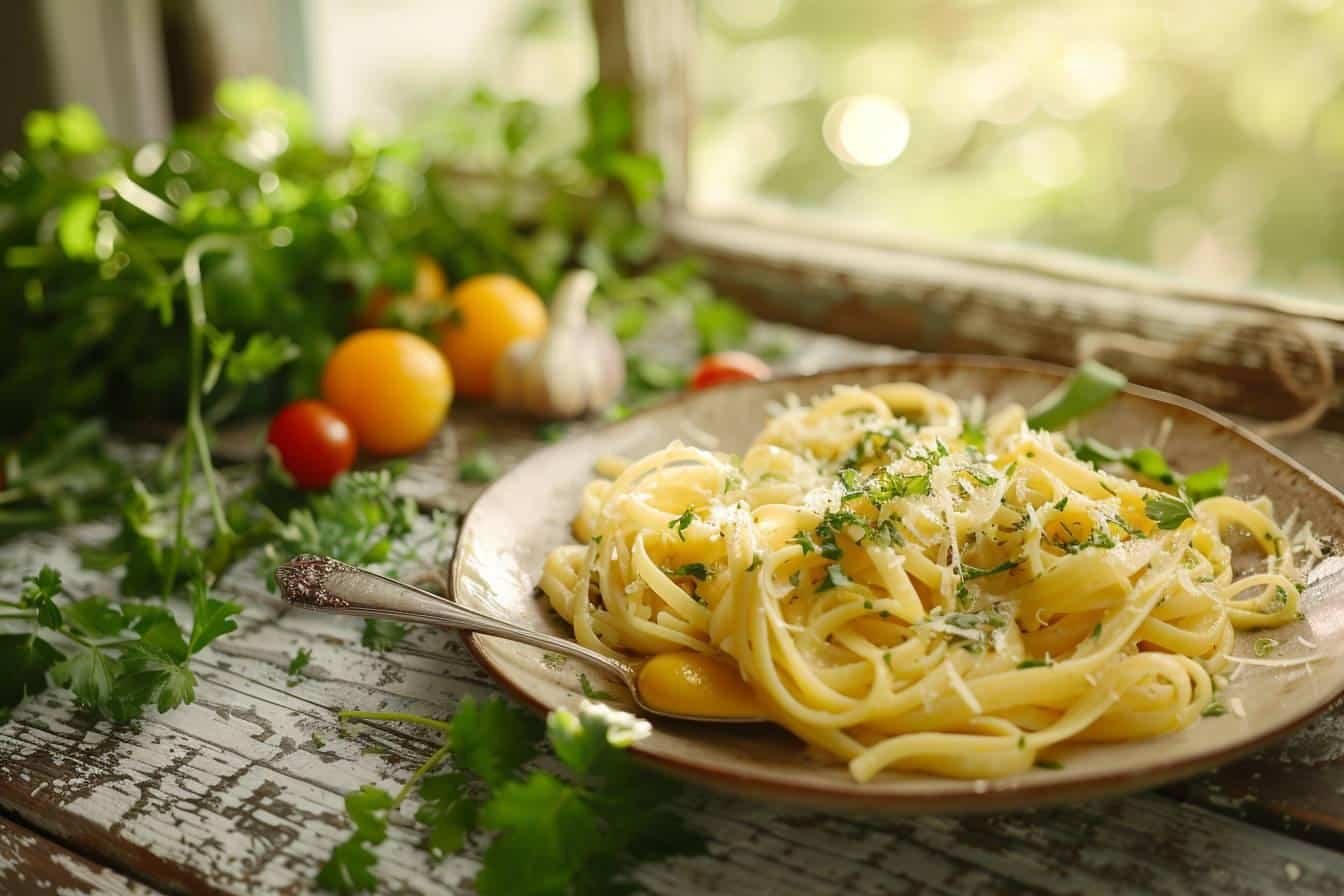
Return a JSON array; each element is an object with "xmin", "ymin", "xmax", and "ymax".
[
  {"xmin": 358, "ymin": 255, "xmax": 449, "ymax": 328},
  {"xmin": 321, "ymin": 329, "xmax": 453, "ymax": 456},
  {"xmin": 438, "ymin": 274, "xmax": 547, "ymax": 399}
]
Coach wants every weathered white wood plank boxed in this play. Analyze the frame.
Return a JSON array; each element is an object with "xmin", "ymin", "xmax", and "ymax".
[{"xmin": 0, "ymin": 814, "xmax": 161, "ymax": 895}]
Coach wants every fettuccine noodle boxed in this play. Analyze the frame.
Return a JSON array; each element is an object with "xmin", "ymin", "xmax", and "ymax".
[{"xmin": 540, "ymin": 383, "xmax": 1304, "ymax": 781}]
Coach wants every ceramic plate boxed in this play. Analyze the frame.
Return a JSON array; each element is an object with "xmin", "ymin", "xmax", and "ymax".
[{"xmin": 451, "ymin": 356, "xmax": 1344, "ymax": 812}]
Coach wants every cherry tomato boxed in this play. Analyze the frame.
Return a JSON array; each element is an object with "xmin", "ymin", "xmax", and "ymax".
[
  {"xmin": 321, "ymin": 329, "xmax": 453, "ymax": 456},
  {"xmin": 438, "ymin": 274, "xmax": 547, "ymax": 399},
  {"xmin": 690, "ymin": 352, "xmax": 771, "ymax": 390},
  {"xmin": 267, "ymin": 400, "xmax": 358, "ymax": 490},
  {"xmin": 358, "ymin": 255, "xmax": 449, "ymax": 329}
]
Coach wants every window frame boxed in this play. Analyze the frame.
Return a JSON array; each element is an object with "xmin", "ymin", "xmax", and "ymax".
[{"xmin": 597, "ymin": 0, "xmax": 1342, "ymax": 429}]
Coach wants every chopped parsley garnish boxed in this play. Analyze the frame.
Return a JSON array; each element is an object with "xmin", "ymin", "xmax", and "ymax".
[
  {"xmin": 747, "ymin": 552, "xmax": 763, "ymax": 572},
  {"xmin": 960, "ymin": 420, "xmax": 987, "ymax": 451},
  {"xmin": 1144, "ymin": 492, "xmax": 1195, "ymax": 530},
  {"xmin": 866, "ymin": 470, "xmax": 931, "ymax": 502},
  {"xmin": 578, "ymin": 672, "xmax": 615, "ymax": 700},
  {"xmin": 1053, "ymin": 525, "xmax": 1117, "ymax": 554},
  {"xmin": 838, "ymin": 468, "xmax": 865, "ymax": 501},
  {"xmin": 816, "ymin": 564, "xmax": 852, "ymax": 592},
  {"xmin": 1202, "ymin": 701, "xmax": 1228, "ymax": 717},
  {"xmin": 1016, "ymin": 658, "xmax": 1052, "ymax": 669},
  {"xmin": 869, "ymin": 518, "xmax": 904, "ymax": 547},
  {"xmin": 667, "ymin": 563, "xmax": 710, "ymax": 581},
  {"xmin": 1091, "ymin": 623, "xmax": 1102, "ymax": 640},
  {"xmin": 791, "ymin": 531, "xmax": 816, "ymax": 555},
  {"xmin": 1034, "ymin": 759, "xmax": 1064, "ymax": 770},
  {"xmin": 940, "ymin": 610, "xmax": 1009, "ymax": 630},
  {"xmin": 668, "ymin": 508, "xmax": 695, "ymax": 541},
  {"xmin": 1253, "ymin": 637, "xmax": 1279, "ymax": 657},
  {"xmin": 1053, "ymin": 496, "xmax": 1069, "ymax": 512},
  {"xmin": 960, "ymin": 559, "xmax": 1020, "ymax": 582},
  {"xmin": 964, "ymin": 468, "xmax": 998, "ymax": 487},
  {"xmin": 1071, "ymin": 439, "xmax": 1228, "ymax": 502}
]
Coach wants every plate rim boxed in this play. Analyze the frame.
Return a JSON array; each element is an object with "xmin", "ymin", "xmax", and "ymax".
[{"xmin": 452, "ymin": 353, "xmax": 1344, "ymax": 812}]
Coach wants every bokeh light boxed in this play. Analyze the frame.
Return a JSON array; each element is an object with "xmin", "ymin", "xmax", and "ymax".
[{"xmin": 823, "ymin": 96, "xmax": 911, "ymax": 167}]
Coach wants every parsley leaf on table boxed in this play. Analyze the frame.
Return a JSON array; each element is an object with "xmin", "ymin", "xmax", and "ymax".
[
  {"xmin": 360, "ymin": 620, "xmax": 408, "ymax": 652},
  {"xmin": 416, "ymin": 772, "xmax": 478, "ymax": 858},
  {"xmin": 322, "ymin": 697, "xmax": 704, "ymax": 895},
  {"xmin": 450, "ymin": 695, "xmax": 544, "ymax": 787},
  {"xmin": 0, "ymin": 564, "xmax": 241, "ymax": 721},
  {"xmin": 287, "ymin": 647, "xmax": 311, "ymax": 681},
  {"xmin": 458, "ymin": 449, "xmax": 500, "ymax": 484}
]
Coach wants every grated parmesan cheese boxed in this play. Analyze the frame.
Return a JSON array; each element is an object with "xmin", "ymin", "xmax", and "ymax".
[{"xmin": 944, "ymin": 659, "xmax": 983, "ymax": 716}]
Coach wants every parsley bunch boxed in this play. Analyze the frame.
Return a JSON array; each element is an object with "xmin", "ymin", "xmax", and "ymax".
[
  {"xmin": 320, "ymin": 697, "xmax": 702, "ymax": 895},
  {"xmin": 0, "ymin": 566, "xmax": 240, "ymax": 723}
]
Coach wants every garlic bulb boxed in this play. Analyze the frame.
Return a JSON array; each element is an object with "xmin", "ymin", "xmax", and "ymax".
[{"xmin": 492, "ymin": 270, "xmax": 625, "ymax": 419}]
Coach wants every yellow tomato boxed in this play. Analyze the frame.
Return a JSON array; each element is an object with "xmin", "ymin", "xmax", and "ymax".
[
  {"xmin": 321, "ymin": 329, "xmax": 452, "ymax": 456},
  {"xmin": 358, "ymin": 255, "xmax": 449, "ymax": 329},
  {"xmin": 439, "ymin": 274, "xmax": 547, "ymax": 399}
]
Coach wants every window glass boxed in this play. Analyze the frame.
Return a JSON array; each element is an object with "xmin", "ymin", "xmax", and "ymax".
[
  {"xmin": 695, "ymin": 0, "xmax": 1344, "ymax": 299},
  {"xmin": 301, "ymin": 0, "xmax": 594, "ymax": 158}
]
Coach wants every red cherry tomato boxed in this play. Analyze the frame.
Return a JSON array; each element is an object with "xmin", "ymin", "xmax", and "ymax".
[
  {"xmin": 690, "ymin": 352, "xmax": 771, "ymax": 391},
  {"xmin": 266, "ymin": 400, "xmax": 358, "ymax": 490}
]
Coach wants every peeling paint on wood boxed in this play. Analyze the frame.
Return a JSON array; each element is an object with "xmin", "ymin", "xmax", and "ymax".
[{"xmin": 0, "ymin": 814, "xmax": 160, "ymax": 895}]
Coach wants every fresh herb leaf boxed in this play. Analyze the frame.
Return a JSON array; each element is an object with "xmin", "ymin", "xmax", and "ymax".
[
  {"xmin": 0, "ymin": 634, "xmax": 62, "ymax": 712},
  {"xmin": 451, "ymin": 695, "xmax": 544, "ymax": 787},
  {"xmin": 1184, "ymin": 463, "xmax": 1229, "ymax": 503},
  {"xmin": 692, "ymin": 299, "xmax": 751, "ymax": 355},
  {"xmin": 361, "ymin": 620, "xmax": 408, "ymax": 652},
  {"xmin": 960, "ymin": 420, "xmax": 987, "ymax": 451},
  {"xmin": 316, "ymin": 837, "xmax": 381, "ymax": 894},
  {"xmin": 458, "ymin": 449, "xmax": 500, "ymax": 484},
  {"xmin": 187, "ymin": 582, "xmax": 242, "ymax": 654},
  {"xmin": 534, "ymin": 422, "xmax": 568, "ymax": 443},
  {"xmin": 960, "ymin": 560, "xmax": 1020, "ymax": 582},
  {"xmin": 1126, "ymin": 447, "xmax": 1176, "ymax": 485},
  {"xmin": 1026, "ymin": 361, "xmax": 1127, "ymax": 431},
  {"xmin": 288, "ymin": 647, "xmax": 312, "ymax": 681},
  {"xmin": 1017, "ymin": 658, "xmax": 1052, "ymax": 669},
  {"xmin": 1144, "ymin": 492, "xmax": 1195, "ymax": 530},
  {"xmin": 667, "ymin": 562, "xmax": 710, "ymax": 581},
  {"xmin": 416, "ymin": 772, "xmax": 478, "ymax": 858},
  {"xmin": 668, "ymin": 508, "xmax": 694, "ymax": 541},
  {"xmin": 1202, "ymin": 701, "xmax": 1228, "ymax": 717},
  {"xmin": 578, "ymin": 672, "xmax": 616, "ymax": 702},
  {"xmin": 816, "ymin": 564, "xmax": 852, "ymax": 592},
  {"xmin": 791, "ymin": 530, "xmax": 816, "ymax": 555}
]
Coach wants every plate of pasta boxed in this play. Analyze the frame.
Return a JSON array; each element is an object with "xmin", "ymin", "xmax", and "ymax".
[{"xmin": 450, "ymin": 356, "xmax": 1344, "ymax": 811}]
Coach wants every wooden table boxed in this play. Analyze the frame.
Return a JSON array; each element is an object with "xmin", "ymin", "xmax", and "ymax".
[{"xmin": 5, "ymin": 333, "xmax": 1344, "ymax": 895}]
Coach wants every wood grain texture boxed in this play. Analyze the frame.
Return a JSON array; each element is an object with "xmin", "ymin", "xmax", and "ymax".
[
  {"xmin": 0, "ymin": 814, "xmax": 161, "ymax": 895},
  {"xmin": 3, "ymin": 338, "xmax": 1344, "ymax": 893}
]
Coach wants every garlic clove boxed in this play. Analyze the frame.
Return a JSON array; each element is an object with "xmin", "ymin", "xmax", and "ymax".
[{"xmin": 492, "ymin": 270, "xmax": 625, "ymax": 420}]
